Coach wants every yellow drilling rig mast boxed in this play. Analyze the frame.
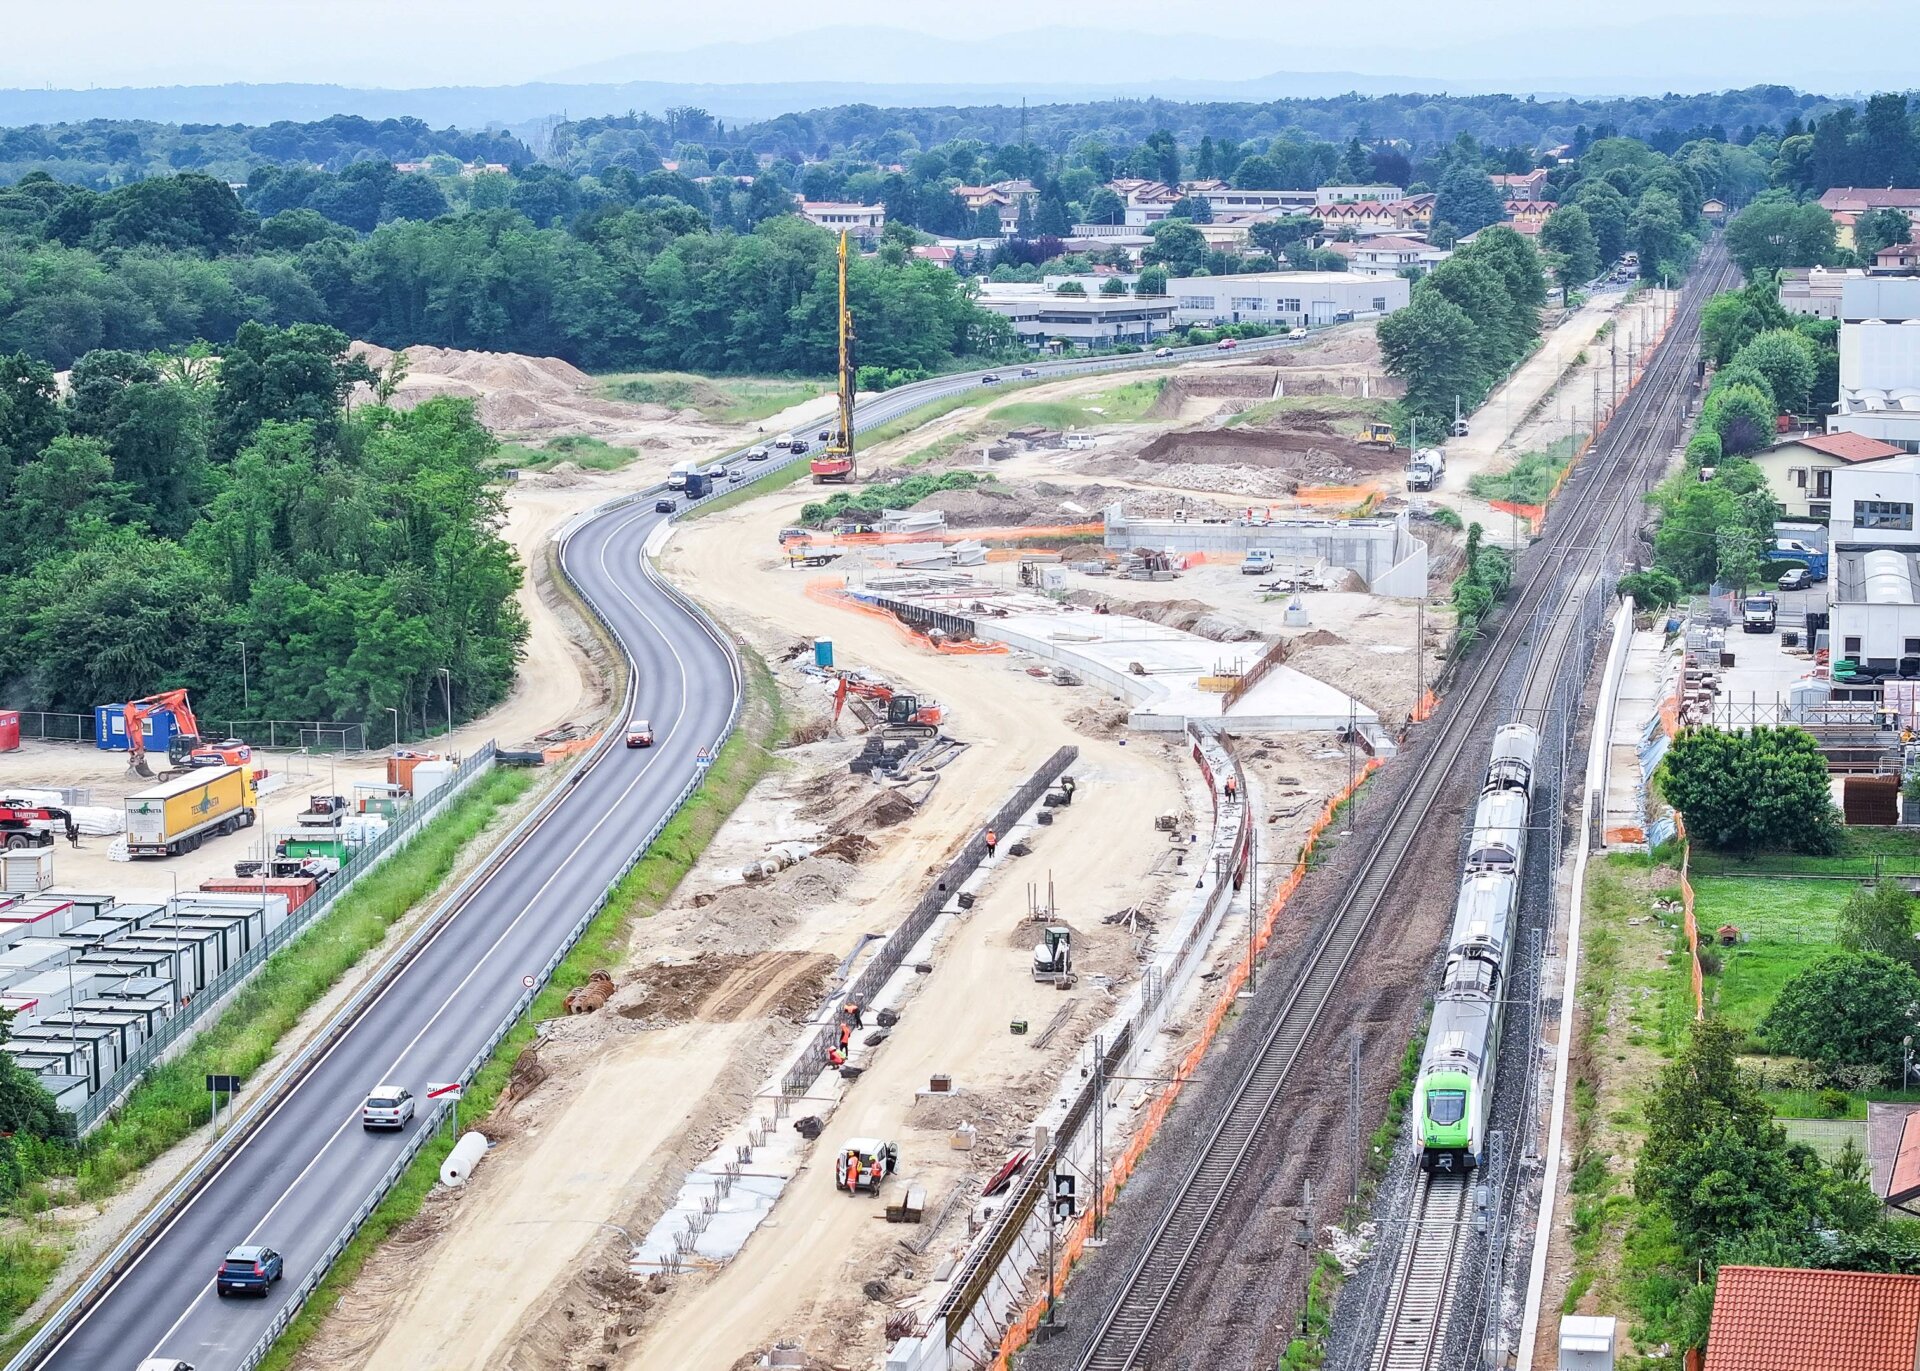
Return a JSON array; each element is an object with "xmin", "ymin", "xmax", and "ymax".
[{"xmin": 810, "ymin": 231, "xmax": 859, "ymax": 484}]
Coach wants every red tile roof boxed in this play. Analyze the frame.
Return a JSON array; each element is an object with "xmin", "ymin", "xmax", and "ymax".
[
  {"xmin": 1821, "ymin": 187, "xmax": 1920, "ymax": 211},
  {"xmin": 1705, "ymin": 1266, "xmax": 1920, "ymax": 1371},
  {"xmin": 1788, "ymin": 432, "xmax": 1906, "ymax": 463}
]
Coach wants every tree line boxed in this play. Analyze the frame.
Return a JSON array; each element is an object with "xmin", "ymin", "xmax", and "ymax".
[{"xmin": 0, "ymin": 323, "xmax": 526, "ymax": 736}]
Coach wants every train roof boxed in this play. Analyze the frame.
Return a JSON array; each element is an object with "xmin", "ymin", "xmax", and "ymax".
[
  {"xmin": 1425, "ymin": 997, "xmax": 1495, "ymax": 1066},
  {"xmin": 1448, "ymin": 870, "xmax": 1516, "ymax": 949}
]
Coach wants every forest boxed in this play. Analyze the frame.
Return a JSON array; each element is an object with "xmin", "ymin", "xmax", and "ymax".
[{"xmin": 0, "ymin": 324, "xmax": 526, "ymax": 736}]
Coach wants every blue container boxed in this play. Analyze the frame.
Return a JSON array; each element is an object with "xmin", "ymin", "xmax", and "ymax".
[
  {"xmin": 814, "ymin": 638, "xmax": 835, "ymax": 669},
  {"xmin": 94, "ymin": 703, "xmax": 177, "ymax": 753}
]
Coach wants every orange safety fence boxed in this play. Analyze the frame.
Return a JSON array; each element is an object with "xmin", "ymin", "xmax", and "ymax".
[
  {"xmin": 541, "ymin": 733, "xmax": 601, "ymax": 763},
  {"xmin": 803, "ymin": 577, "xmax": 1010, "ymax": 654},
  {"xmin": 987, "ymin": 757, "xmax": 1383, "ymax": 1370},
  {"xmin": 1410, "ymin": 689, "xmax": 1439, "ymax": 723},
  {"xmin": 1293, "ymin": 483, "xmax": 1386, "ymax": 508}
]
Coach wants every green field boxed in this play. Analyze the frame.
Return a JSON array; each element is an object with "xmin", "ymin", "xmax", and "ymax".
[
  {"xmin": 1468, "ymin": 434, "xmax": 1582, "ymax": 504},
  {"xmin": 597, "ymin": 371, "xmax": 829, "ymax": 424},
  {"xmin": 989, "ymin": 377, "xmax": 1166, "ymax": 429},
  {"xmin": 499, "ymin": 434, "xmax": 637, "ymax": 471},
  {"xmin": 1691, "ymin": 876, "xmax": 1850, "ymax": 1033}
]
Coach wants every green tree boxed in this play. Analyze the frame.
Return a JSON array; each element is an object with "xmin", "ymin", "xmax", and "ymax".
[
  {"xmin": 1100, "ymin": 277, "xmax": 1128, "ymax": 296},
  {"xmin": 1134, "ymin": 265, "xmax": 1168, "ymax": 297},
  {"xmin": 1632, "ymin": 187, "xmax": 1689, "ymax": 278},
  {"xmin": 1653, "ymin": 725, "xmax": 1841, "ymax": 855},
  {"xmin": 1854, "ymin": 206, "xmax": 1914, "ymax": 261},
  {"xmin": 213, "ymin": 322, "xmax": 375, "ymax": 460},
  {"xmin": 1141, "ymin": 220, "xmax": 1209, "ymax": 276},
  {"xmin": 1763, "ymin": 952, "xmax": 1920, "ymax": 1077},
  {"xmin": 1248, "ymin": 215, "xmax": 1321, "ymax": 258},
  {"xmin": 1730, "ymin": 329, "xmax": 1818, "ymax": 415},
  {"xmin": 1167, "ymin": 195, "xmax": 1213, "ymax": 223},
  {"xmin": 1838, "ymin": 882, "xmax": 1920, "ymax": 971},
  {"xmin": 971, "ymin": 204, "xmax": 1004, "ymax": 238},
  {"xmin": 1539, "ymin": 204, "xmax": 1601, "ymax": 295},
  {"xmin": 1433, "ymin": 164, "xmax": 1506, "ymax": 237},
  {"xmin": 1082, "ymin": 187, "xmax": 1125, "ymax": 226},
  {"xmin": 1378, "ymin": 290, "xmax": 1488, "ymax": 431},
  {"xmin": 1707, "ymin": 382, "xmax": 1778, "ymax": 456},
  {"xmin": 1618, "ymin": 568, "xmax": 1683, "ymax": 610},
  {"xmin": 1572, "ymin": 179, "xmax": 1631, "ymax": 264},
  {"xmin": 0, "ymin": 1008, "xmax": 68, "ymax": 1140},
  {"xmin": 1725, "ymin": 199, "xmax": 1839, "ymax": 275}
]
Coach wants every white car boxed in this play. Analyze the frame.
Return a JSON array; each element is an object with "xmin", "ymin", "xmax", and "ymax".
[
  {"xmin": 1288, "ymin": 327, "xmax": 1308, "ymax": 338},
  {"xmin": 136, "ymin": 1362, "xmax": 195, "ymax": 1371},
  {"xmin": 747, "ymin": 444, "xmax": 770, "ymax": 460},
  {"xmin": 1154, "ymin": 346, "xmax": 1173, "ymax": 358},
  {"xmin": 362, "ymin": 1084, "xmax": 415, "ymax": 1131}
]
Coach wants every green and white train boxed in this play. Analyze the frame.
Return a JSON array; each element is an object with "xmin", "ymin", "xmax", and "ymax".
[{"xmin": 1413, "ymin": 722, "xmax": 1539, "ymax": 1173}]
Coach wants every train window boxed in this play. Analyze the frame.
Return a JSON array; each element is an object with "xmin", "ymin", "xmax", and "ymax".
[{"xmin": 1426, "ymin": 1091, "xmax": 1467, "ymax": 1126}]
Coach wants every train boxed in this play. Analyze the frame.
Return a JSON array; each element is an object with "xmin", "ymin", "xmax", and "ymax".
[{"xmin": 1413, "ymin": 722, "xmax": 1540, "ymax": 1172}]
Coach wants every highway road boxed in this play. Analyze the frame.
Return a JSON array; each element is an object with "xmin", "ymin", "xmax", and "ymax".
[{"xmin": 16, "ymin": 330, "xmax": 1309, "ymax": 1371}]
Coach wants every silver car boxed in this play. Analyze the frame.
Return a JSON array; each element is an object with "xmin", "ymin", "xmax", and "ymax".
[{"xmin": 362, "ymin": 1084, "xmax": 415, "ymax": 1131}]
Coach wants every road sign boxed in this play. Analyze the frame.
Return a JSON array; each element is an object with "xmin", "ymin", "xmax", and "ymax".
[
  {"xmin": 205, "ymin": 1074, "xmax": 241, "ymax": 1094},
  {"xmin": 695, "ymin": 747, "xmax": 713, "ymax": 770},
  {"xmin": 426, "ymin": 1081, "xmax": 464, "ymax": 1101},
  {"xmin": 522, "ymin": 974, "xmax": 536, "ymax": 989}
]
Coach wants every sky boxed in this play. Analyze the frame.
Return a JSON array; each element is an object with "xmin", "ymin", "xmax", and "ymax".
[{"xmin": 3, "ymin": 0, "xmax": 1908, "ymax": 93}]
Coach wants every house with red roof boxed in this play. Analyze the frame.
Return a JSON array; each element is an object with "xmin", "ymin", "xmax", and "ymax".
[
  {"xmin": 1757, "ymin": 430, "xmax": 1904, "ymax": 519},
  {"xmin": 1819, "ymin": 187, "xmax": 1920, "ymax": 251},
  {"xmin": 1704, "ymin": 1265, "xmax": 1920, "ymax": 1371}
]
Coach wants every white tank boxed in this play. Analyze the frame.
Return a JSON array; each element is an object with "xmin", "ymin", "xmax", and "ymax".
[
  {"xmin": 439, "ymin": 1130, "xmax": 489, "ymax": 1187},
  {"xmin": 1864, "ymin": 550, "xmax": 1912, "ymax": 605}
]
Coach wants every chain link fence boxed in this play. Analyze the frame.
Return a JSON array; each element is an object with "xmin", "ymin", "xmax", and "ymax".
[{"xmin": 3, "ymin": 710, "xmax": 370, "ymax": 753}]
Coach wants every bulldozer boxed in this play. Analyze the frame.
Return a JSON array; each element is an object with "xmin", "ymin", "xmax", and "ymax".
[
  {"xmin": 1032, "ymin": 926, "xmax": 1074, "ymax": 980},
  {"xmin": 1357, "ymin": 422, "xmax": 1398, "ymax": 451}
]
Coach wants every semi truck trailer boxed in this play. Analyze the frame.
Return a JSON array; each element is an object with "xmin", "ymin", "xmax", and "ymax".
[{"xmin": 124, "ymin": 765, "xmax": 257, "ymax": 858}]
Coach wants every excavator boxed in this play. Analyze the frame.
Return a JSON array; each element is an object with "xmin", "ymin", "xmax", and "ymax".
[
  {"xmin": 831, "ymin": 675, "xmax": 942, "ymax": 738},
  {"xmin": 0, "ymin": 799, "xmax": 79, "ymax": 850},
  {"xmin": 810, "ymin": 232, "xmax": 860, "ymax": 485},
  {"xmin": 121, "ymin": 689, "xmax": 252, "ymax": 777}
]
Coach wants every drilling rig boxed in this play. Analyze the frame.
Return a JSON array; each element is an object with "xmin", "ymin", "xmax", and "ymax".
[{"xmin": 810, "ymin": 231, "xmax": 859, "ymax": 484}]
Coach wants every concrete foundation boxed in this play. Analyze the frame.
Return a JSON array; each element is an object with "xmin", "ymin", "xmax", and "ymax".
[{"xmin": 1103, "ymin": 503, "xmax": 1428, "ymax": 598}]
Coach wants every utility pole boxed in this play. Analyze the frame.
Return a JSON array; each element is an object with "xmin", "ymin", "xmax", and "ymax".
[
  {"xmin": 1342, "ymin": 694, "xmax": 1357, "ymax": 835},
  {"xmin": 1348, "ymin": 1027, "xmax": 1363, "ymax": 1204},
  {"xmin": 437, "ymin": 667, "xmax": 453, "ymax": 736}
]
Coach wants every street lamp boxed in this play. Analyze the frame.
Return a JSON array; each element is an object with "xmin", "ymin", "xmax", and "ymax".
[
  {"xmin": 436, "ymin": 668, "xmax": 453, "ymax": 737},
  {"xmin": 230, "ymin": 640, "xmax": 250, "ymax": 714},
  {"xmin": 386, "ymin": 707, "xmax": 400, "ymax": 746}
]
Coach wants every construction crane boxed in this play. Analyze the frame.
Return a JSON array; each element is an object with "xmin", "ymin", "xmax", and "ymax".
[
  {"xmin": 831, "ymin": 675, "xmax": 941, "ymax": 736},
  {"xmin": 810, "ymin": 231, "xmax": 859, "ymax": 485},
  {"xmin": 0, "ymin": 799, "xmax": 79, "ymax": 850}
]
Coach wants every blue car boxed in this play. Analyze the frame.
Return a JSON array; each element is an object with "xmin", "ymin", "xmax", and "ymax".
[{"xmin": 215, "ymin": 1244, "xmax": 283, "ymax": 1297}]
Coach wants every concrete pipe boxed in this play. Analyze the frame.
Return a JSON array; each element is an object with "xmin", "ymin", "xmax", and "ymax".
[{"xmin": 439, "ymin": 1130, "xmax": 489, "ymax": 1187}]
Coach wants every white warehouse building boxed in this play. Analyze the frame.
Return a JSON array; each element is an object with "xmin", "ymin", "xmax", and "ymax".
[
  {"xmin": 1164, "ymin": 272, "xmax": 1410, "ymax": 328},
  {"xmin": 1828, "ymin": 454, "xmax": 1920, "ymax": 671},
  {"xmin": 1829, "ymin": 276, "xmax": 1920, "ymax": 454},
  {"xmin": 972, "ymin": 285, "xmax": 1177, "ymax": 350}
]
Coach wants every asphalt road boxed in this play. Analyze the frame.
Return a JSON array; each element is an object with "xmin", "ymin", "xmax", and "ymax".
[{"xmin": 24, "ymin": 330, "xmax": 1312, "ymax": 1371}]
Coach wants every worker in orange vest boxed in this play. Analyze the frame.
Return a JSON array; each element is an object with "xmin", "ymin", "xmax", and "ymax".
[{"xmin": 985, "ymin": 827, "xmax": 998, "ymax": 857}]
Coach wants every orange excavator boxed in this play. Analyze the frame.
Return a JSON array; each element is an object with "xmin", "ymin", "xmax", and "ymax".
[
  {"xmin": 121, "ymin": 689, "xmax": 253, "ymax": 777},
  {"xmin": 831, "ymin": 675, "xmax": 942, "ymax": 737}
]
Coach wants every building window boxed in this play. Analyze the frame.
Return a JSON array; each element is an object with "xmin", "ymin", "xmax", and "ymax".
[
  {"xmin": 1788, "ymin": 466, "xmax": 1807, "ymax": 489},
  {"xmin": 1859, "ymin": 500, "xmax": 1915, "ymax": 531},
  {"xmin": 1280, "ymin": 298, "xmax": 1302, "ymax": 312},
  {"xmin": 1230, "ymin": 297, "xmax": 1266, "ymax": 311},
  {"xmin": 1845, "ymin": 636, "xmax": 1863, "ymax": 654},
  {"xmin": 1178, "ymin": 296, "xmax": 1216, "ymax": 310},
  {"xmin": 1815, "ymin": 469, "xmax": 1833, "ymax": 498},
  {"xmin": 1373, "ymin": 297, "xmax": 1388, "ymax": 311},
  {"xmin": 1907, "ymin": 639, "xmax": 1920, "ymax": 656}
]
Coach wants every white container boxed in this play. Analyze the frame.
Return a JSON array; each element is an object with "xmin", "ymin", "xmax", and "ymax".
[
  {"xmin": 2, "ymin": 850, "xmax": 56, "ymax": 894},
  {"xmin": 410, "ymin": 760, "xmax": 455, "ymax": 800},
  {"xmin": 440, "ymin": 1130, "xmax": 488, "ymax": 1187}
]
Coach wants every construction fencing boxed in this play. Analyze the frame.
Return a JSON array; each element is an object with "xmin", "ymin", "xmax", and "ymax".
[
  {"xmin": 70, "ymin": 743, "xmax": 497, "ymax": 1134},
  {"xmin": 781, "ymin": 745, "xmax": 1080, "ymax": 1098},
  {"xmin": 3, "ymin": 710, "xmax": 371, "ymax": 753}
]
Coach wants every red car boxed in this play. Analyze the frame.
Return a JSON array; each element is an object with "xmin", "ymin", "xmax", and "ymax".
[
  {"xmin": 1216, "ymin": 337, "xmax": 1238, "ymax": 350},
  {"xmin": 625, "ymin": 719, "xmax": 654, "ymax": 748}
]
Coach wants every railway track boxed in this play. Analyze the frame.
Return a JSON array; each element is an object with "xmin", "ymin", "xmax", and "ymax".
[
  {"xmin": 1071, "ymin": 243, "xmax": 1739, "ymax": 1371},
  {"xmin": 1368, "ymin": 1172, "xmax": 1473, "ymax": 1371}
]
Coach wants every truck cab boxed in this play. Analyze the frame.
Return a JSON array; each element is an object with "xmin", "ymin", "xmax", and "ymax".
[
  {"xmin": 1742, "ymin": 593, "xmax": 1778, "ymax": 634},
  {"xmin": 1405, "ymin": 447, "xmax": 1447, "ymax": 492}
]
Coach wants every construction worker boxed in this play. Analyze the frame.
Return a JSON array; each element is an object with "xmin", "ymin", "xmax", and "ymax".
[
  {"xmin": 870, "ymin": 1156, "xmax": 884, "ymax": 1190},
  {"xmin": 1225, "ymin": 775, "xmax": 1237, "ymax": 801},
  {"xmin": 843, "ymin": 999, "xmax": 864, "ymax": 1027},
  {"xmin": 828, "ymin": 1043, "xmax": 847, "ymax": 1068},
  {"xmin": 985, "ymin": 827, "xmax": 998, "ymax": 858}
]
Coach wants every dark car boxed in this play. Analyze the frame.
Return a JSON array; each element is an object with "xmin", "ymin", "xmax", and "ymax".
[
  {"xmin": 654, "ymin": 498, "xmax": 676, "ymax": 513},
  {"xmin": 790, "ymin": 439, "xmax": 810, "ymax": 453},
  {"xmin": 216, "ymin": 1244, "xmax": 283, "ymax": 1297},
  {"xmin": 817, "ymin": 428, "xmax": 832, "ymax": 440},
  {"xmin": 1777, "ymin": 566, "xmax": 1812, "ymax": 591},
  {"xmin": 626, "ymin": 719, "xmax": 654, "ymax": 748},
  {"xmin": 980, "ymin": 373, "xmax": 1001, "ymax": 384},
  {"xmin": 1019, "ymin": 366, "xmax": 1039, "ymax": 378}
]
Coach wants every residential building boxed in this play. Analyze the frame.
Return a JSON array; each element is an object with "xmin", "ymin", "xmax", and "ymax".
[
  {"xmin": 1490, "ymin": 169, "xmax": 1551, "ymax": 200},
  {"xmin": 799, "ymin": 201, "xmax": 886, "ymax": 242},
  {"xmin": 1503, "ymin": 200, "xmax": 1558, "ymax": 236},
  {"xmin": 1779, "ymin": 265, "xmax": 1854, "ymax": 320},
  {"xmin": 1315, "ymin": 184, "xmax": 1404, "ymax": 207},
  {"xmin": 1819, "ymin": 187, "xmax": 1920, "ymax": 251},
  {"xmin": 1828, "ymin": 454, "xmax": 1920, "ymax": 670},
  {"xmin": 1317, "ymin": 193, "xmax": 1434, "ymax": 236},
  {"xmin": 1879, "ymin": 242, "xmax": 1920, "ymax": 271},
  {"xmin": 972, "ymin": 284, "xmax": 1175, "ymax": 350},
  {"xmin": 1703, "ymin": 1265, "xmax": 1920, "ymax": 1371},
  {"xmin": 1830, "ymin": 276, "xmax": 1920, "ymax": 452},
  {"xmin": 1754, "ymin": 431, "xmax": 1902, "ymax": 520},
  {"xmin": 1164, "ymin": 271, "xmax": 1409, "ymax": 327},
  {"xmin": 1330, "ymin": 234, "xmax": 1450, "ymax": 278},
  {"xmin": 1194, "ymin": 186, "xmax": 1319, "ymax": 218},
  {"xmin": 1702, "ymin": 197, "xmax": 1729, "ymax": 223}
]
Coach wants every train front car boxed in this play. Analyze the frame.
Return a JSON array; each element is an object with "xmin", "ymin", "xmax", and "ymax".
[{"xmin": 1415, "ymin": 722, "xmax": 1538, "ymax": 1172}]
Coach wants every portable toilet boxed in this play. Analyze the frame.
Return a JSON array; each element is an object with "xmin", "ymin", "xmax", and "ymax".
[
  {"xmin": 0, "ymin": 711, "xmax": 18, "ymax": 752},
  {"xmin": 814, "ymin": 638, "xmax": 834, "ymax": 669},
  {"xmin": 1558, "ymin": 1315, "xmax": 1615, "ymax": 1371}
]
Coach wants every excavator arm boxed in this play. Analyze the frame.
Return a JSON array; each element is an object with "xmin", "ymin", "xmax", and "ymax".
[{"xmin": 121, "ymin": 689, "xmax": 202, "ymax": 776}]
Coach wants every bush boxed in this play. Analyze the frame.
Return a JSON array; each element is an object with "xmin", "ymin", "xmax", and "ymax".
[
  {"xmin": 1685, "ymin": 430, "xmax": 1723, "ymax": 468},
  {"xmin": 1619, "ymin": 568, "xmax": 1683, "ymax": 610},
  {"xmin": 1654, "ymin": 725, "xmax": 1841, "ymax": 854},
  {"xmin": 1761, "ymin": 951, "xmax": 1920, "ymax": 1076},
  {"xmin": 1837, "ymin": 881, "xmax": 1920, "ymax": 970},
  {"xmin": 799, "ymin": 470, "xmax": 982, "ymax": 527}
]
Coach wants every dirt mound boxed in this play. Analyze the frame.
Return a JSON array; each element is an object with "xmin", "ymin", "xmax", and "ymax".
[
  {"xmin": 1290, "ymin": 629, "xmax": 1344, "ymax": 648},
  {"xmin": 613, "ymin": 950, "xmax": 836, "ymax": 1025},
  {"xmin": 829, "ymin": 789, "xmax": 917, "ymax": 831},
  {"xmin": 1138, "ymin": 427, "xmax": 1389, "ymax": 471}
]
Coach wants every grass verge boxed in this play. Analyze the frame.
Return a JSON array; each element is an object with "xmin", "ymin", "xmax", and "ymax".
[
  {"xmin": 989, "ymin": 377, "xmax": 1166, "ymax": 428},
  {"xmin": 1688, "ymin": 876, "xmax": 1847, "ymax": 1034},
  {"xmin": 255, "ymin": 651, "xmax": 784, "ymax": 1371},
  {"xmin": 0, "ymin": 768, "xmax": 534, "ymax": 1344},
  {"xmin": 1467, "ymin": 434, "xmax": 1581, "ymax": 504},
  {"xmin": 499, "ymin": 434, "xmax": 637, "ymax": 471}
]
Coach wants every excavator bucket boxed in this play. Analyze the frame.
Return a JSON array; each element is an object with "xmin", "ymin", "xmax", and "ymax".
[{"xmin": 131, "ymin": 755, "xmax": 155, "ymax": 778}]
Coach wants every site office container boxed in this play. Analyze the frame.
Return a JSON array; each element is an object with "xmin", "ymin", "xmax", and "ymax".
[
  {"xmin": 5, "ymin": 968, "xmax": 98, "ymax": 1020},
  {"xmin": 0, "ymin": 898, "xmax": 78, "ymax": 949},
  {"xmin": 75, "ymin": 996, "xmax": 166, "ymax": 1040},
  {"xmin": 1, "ymin": 849, "xmax": 55, "ymax": 894},
  {"xmin": 75, "ymin": 953, "xmax": 177, "ymax": 996},
  {"xmin": 165, "ymin": 917, "xmax": 244, "ymax": 972},
  {"xmin": 123, "ymin": 765, "xmax": 257, "ymax": 858},
  {"xmin": 87, "ymin": 978, "xmax": 174, "ymax": 1016},
  {"xmin": 7, "ymin": 1027, "xmax": 109, "ymax": 1091},
  {"xmin": 1, "ymin": 1043, "xmax": 86, "ymax": 1087},
  {"xmin": 48, "ymin": 891, "xmax": 118, "ymax": 920},
  {"xmin": 18, "ymin": 1017, "xmax": 122, "ymax": 1083},
  {"xmin": 197, "ymin": 879, "xmax": 310, "ymax": 922},
  {"xmin": 386, "ymin": 750, "xmax": 438, "ymax": 794},
  {"xmin": 93, "ymin": 902, "xmax": 166, "ymax": 933},
  {"xmin": 94, "ymin": 702, "xmax": 179, "ymax": 754},
  {"xmin": 0, "ymin": 710, "xmax": 19, "ymax": 751},
  {"xmin": 109, "ymin": 937, "xmax": 207, "ymax": 998},
  {"xmin": 0, "ymin": 939, "xmax": 76, "ymax": 989},
  {"xmin": 174, "ymin": 902, "xmax": 268, "ymax": 953}
]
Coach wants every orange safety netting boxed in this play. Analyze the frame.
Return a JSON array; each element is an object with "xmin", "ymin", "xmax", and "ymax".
[
  {"xmin": 1679, "ymin": 829, "xmax": 1704, "ymax": 1020},
  {"xmin": 541, "ymin": 733, "xmax": 600, "ymax": 762},
  {"xmin": 1410, "ymin": 689, "xmax": 1439, "ymax": 723},
  {"xmin": 803, "ymin": 577, "xmax": 1009, "ymax": 655},
  {"xmin": 987, "ymin": 757, "xmax": 1382, "ymax": 1370},
  {"xmin": 1293, "ymin": 483, "xmax": 1385, "ymax": 509}
]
